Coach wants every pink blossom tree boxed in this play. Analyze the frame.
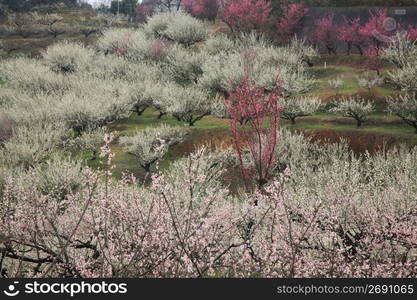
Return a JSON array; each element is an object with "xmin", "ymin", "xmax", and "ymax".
[
  {"xmin": 276, "ymin": 3, "xmax": 309, "ymax": 43},
  {"xmin": 338, "ymin": 17, "xmax": 365, "ymax": 55},
  {"xmin": 406, "ymin": 25, "xmax": 417, "ymax": 41},
  {"xmin": 135, "ymin": 3, "xmax": 155, "ymax": 23},
  {"xmin": 182, "ymin": 0, "xmax": 220, "ymax": 21},
  {"xmin": 1, "ymin": 134, "xmax": 416, "ymax": 277},
  {"xmin": 225, "ymin": 77, "xmax": 282, "ymax": 189},
  {"xmin": 363, "ymin": 46, "xmax": 383, "ymax": 75},
  {"xmin": 315, "ymin": 14, "xmax": 338, "ymax": 55},
  {"xmin": 359, "ymin": 9, "xmax": 396, "ymax": 56},
  {"xmin": 221, "ymin": 0, "xmax": 272, "ymax": 33}
]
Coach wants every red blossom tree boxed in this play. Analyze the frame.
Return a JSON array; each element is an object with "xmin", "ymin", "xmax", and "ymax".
[
  {"xmin": 276, "ymin": 3, "xmax": 309, "ymax": 42},
  {"xmin": 225, "ymin": 77, "xmax": 282, "ymax": 189},
  {"xmin": 149, "ymin": 39, "xmax": 171, "ymax": 60},
  {"xmin": 338, "ymin": 17, "xmax": 365, "ymax": 55},
  {"xmin": 315, "ymin": 14, "xmax": 338, "ymax": 55},
  {"xmin": 359, "ymin": 9, "xmax": 396, "ymax": 56},
  {"xmin": 182, "ymin": 0, "xmax": 219, "ymax": 21},
  {"xmin": 135, "ymin": 3, "xmax": 155, "ymax": 23},
  {"xmin": 406, "ymin": 25, "xmax": 417, "ymax": 41},
  {"xmin": 112, "ymin": 31, "xmax": 134, "ymax": 55},
  {"xmin": 363, "ymin": 46, "xmax": 383, "ymax": 75},
  {"xmin": 221, "ymin": 0, "xmax": 272, "ymax": 33}
]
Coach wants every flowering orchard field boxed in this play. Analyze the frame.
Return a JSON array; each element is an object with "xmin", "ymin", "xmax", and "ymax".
[{"xmin": 0, "ymin": 9, "xmax": 416, "ymax": 278}]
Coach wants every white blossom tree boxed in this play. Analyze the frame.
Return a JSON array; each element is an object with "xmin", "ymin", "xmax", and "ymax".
[
  {"xmin": 386, "ymin": 94, "xmax": 417, "ymax": 134},
  {"xmin": 144, "ymin": 11, "xmax": 207, "ymax": 47},
  {"xmin": 163, "ymin": 84, "xmax": 212, "ymax": 126},
  {"xmin": 328, "ymin": 76, "xmax": 344, "ymax": 96},
  {"xmin": 356, "ymin": 74, "xmax": 383, "ymax": 93},
  {"xmin": 281, "ymin": 96, "xmax": 322, "ymax": 124},
  {"xmin": 383, "ymin": 35, "xmax": 417, "ymax": 92},
  {"xmin": 120, "ymin": 124, "xmax": 189, "ymax": 172},
  {"xmin": 329, "ymin": 96, "xmax": 375, "ymax": 127}
]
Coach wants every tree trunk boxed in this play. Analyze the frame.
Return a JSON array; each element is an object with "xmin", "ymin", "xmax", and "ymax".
[
  {"xmin": 135, "ymin": 107, "xmax": 147, "ymax": 116},
  {"xmin": 355, "ymin": 44, "xmax": 363, "ymax": 56},
  {"xmin": 141, "ymin": 163, "xmax": 151, "ymax": 173}
]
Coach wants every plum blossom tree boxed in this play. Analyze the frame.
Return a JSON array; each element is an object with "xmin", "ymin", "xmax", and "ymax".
[
  {"xmin": 163, "ymin": 84, "xmax": 212, "ymax": 126},
  {"xmin": 386, "ymin": 94, "xmax": 417, "ymax": 134},
  {"xmin": 182, "ymin": 0, "xmax": 219, "ymax": 21},
  {"xmin": 225, "ymin": 77, "xmax": 282, "ymax": 188},
  {"xmin": 382, "ymin": 35, "xmax": 417, "ymax": 92},
  {"xmin": 359, "ymin": 9, "xmax": 395, "ymax": 56},
  {"xmin": 221, "ymin": 0, "xmax": 271, "ymax": 33},
  {"xmin": 5, "ymin": 13, "xmax": 41, "ymax": 39},
  {"xmin": 281, "ymin": 96, "xmax": 322, "ymax": 124},
  {"xmin": 0, "ymin": 132, "xmax": 416, "ymax": 278},
  {"xmin": 329, "ymin": 76, "xmax": 344, "ymax": 96},
  {"xmin": 135, "ymin": 2, "xmax": 155, "ymax": 23},
  {"xmin": 337, "ymin": 17, "xmax": 365, "ymax": 55},
  {"xmin": 363, "ymin": 46, "xmax": 383, "ymax": 75},
  {"xmin": 356, "ymin": 73, "xmax": 383, "ymax": 92},
  {"xmin": 120, "ymin": 125, "xmax": 189, "ymax": 172},
  {"xmin": 329, "ymin": 96, "xmax": 375, "ymax": 127},
  {"xmin": 406, "ymin": 25, "xmax": 417, "ymax": 41},
  {"xmin": 144, "ymin": 12, "xmax": 207, "ymax": 47},
  {"xmin": 315, "ymin": 14, "xmax": 337, "ymax": 55},
  {"xmin": 276, "ymin": 3, "xmax": 309, "ymax": 43}
]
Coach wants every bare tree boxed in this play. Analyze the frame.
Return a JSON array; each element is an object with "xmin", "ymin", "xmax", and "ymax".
[
  {"xmin": 37, "ymin": 13, "xmax": 68, "ymax": 39},
  {"xmin": 144, "ymin": 0, "xmax": 182, "ymax": 12},
  {"xmin": 0, "ymin": 40, "xmax": 24, "ymax": 56},
  {"xmin": 5, "ymin": 13, "xmax": 40, "ymax": 39}
]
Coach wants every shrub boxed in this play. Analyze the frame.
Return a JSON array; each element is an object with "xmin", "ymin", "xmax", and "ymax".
[
  {"xmin": 120, "ymin": 124, "xmax": 189, "ymax": 172},
  {"xmin": 329, "ymin": 96, "xmax": 375, "ymax": 127}
]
